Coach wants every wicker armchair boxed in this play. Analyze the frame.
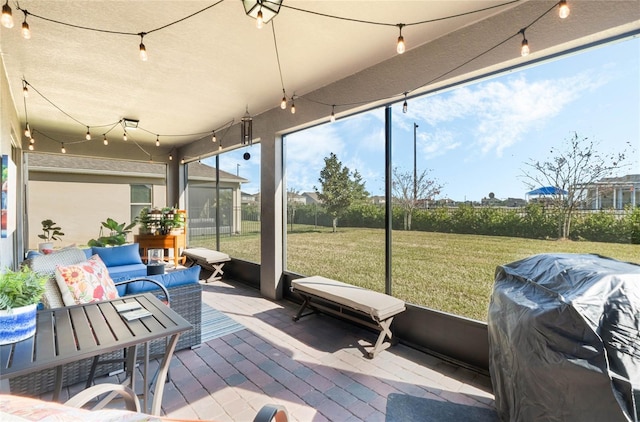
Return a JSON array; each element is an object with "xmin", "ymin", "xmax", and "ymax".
[{"xmin": 11, "ymin": 247, "xmax": 202, "ymax": 397}]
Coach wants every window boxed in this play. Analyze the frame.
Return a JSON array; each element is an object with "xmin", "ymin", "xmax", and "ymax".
[
  {"xmin": 284, "ymin": 37, "xmax": 639, "ymax": 322},
  {"xmin": 130, "ymin": 184, "xmax": 152, "ymax": 224},
  {"xmin": 186, "ymin": 147, "xmax": 260, "ymax": 263}
]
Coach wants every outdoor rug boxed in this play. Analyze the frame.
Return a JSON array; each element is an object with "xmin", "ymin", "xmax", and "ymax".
[
  {"xmin": 201, "ymin": 302, "xmax": 246, "ymax": 342},
  {"xmin": 386, "ymin": 393, "xmax": 499, "ymax": 422}
]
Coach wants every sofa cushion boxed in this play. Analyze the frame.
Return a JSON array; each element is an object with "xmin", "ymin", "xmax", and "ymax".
[
  {"xmin": 108, "ymin": 264, "xmax": 148, "ymax": 281},
  {"xmin": 92, "ymin": 243, "xmax": 143, "ymax": 267},
  {"xmin": 55, "ymin": 255, "xmax": 120, "ymax": 306},
  {"xmin": 125, "ymin": 265, "xmax": 201, "ymax": 294},
  {"xmin": 28, "ymin": 247, "xmax": 89, "ymax": 309}
]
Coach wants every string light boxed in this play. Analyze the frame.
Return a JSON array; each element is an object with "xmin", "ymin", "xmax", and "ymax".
[
  {"xmin": 256, "ymin": 9, "xmax": 264, "ymax": 29},
  {"xmin": 61, "ymin": 143, "xmax": 66, "ymax": 154},
  {"xmin": 123, "ymin": 131, "xmax": 128, "ymax": 141},
  {"xmin": 396, "ymin": 24, "xmax": 406, "ymax": 54},
  {"xmin": 212, "ymin": 131, "xmax": 217, "ymax": 143},
  {"xmin": 21, "ymin": 11, "xmax": 30, "ymax": 39},
  {"xmin": 520, "ymin": 29, "xmax": 529, "ymax": 56},
  {"xmin": 24, "ymin": 123, "xmax": 30, "ymax": 138},
  {"xmin": 402, "ymin": 93, "xmax": 408, "ymax": 113},
  {"xmin": 330, "ymin": 105, "xmax": 336, "ymax": 123},
  {"xmin": 280, "ymin": 90, "xmax": 287, "ymax": 110},
  {"xmin": 103, "ymin": 135, "xmax": 108, "ymax": 145},
  {"xmin": 85, "ymin": 126, "xmax": 91, "ymax": 140},
  {"xmin": 155, "ymin": 134, "xmax": 160, "ymax": 147},
  {"xmin": 558, "ymin": 0, "xmax": 570, "ymax": 19},
  {"xmin": 1, "ymin": 0, "xmax": 14, "ymax": 29},
  {"xmin": 29, "ymin": 136, "xmax": 34, "ymax": 144},
  {"xmin": 181, "ymin": 158, "xmax": 185, "ymax": 164},
  {"xmin": 169, "ymin": 152, "xmax": 173, "ymax": 160},
  {"xmin": 28, "ymin": 144, "xmax": 34, "ymax": 151},
  {"xmin": 139, "ymin": 33, "xmax": 148, "ymax": 61},
  {"xmin": 290, "ymin": 99, "xmax": 296, "ymax": 114}
]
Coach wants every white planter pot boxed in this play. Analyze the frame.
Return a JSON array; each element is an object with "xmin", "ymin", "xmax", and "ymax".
[
  {"xmin": 0, "ymin": 303, "xmax": 38, "ymax": 345},
  {"xmin": 38, "ymin": 242, "xmax": 54, "ymax": 254}
]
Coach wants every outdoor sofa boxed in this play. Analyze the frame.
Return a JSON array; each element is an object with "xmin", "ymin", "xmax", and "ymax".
[{"xmin": 12, "ymin": 245, "xmax": 202, "ymax": 397}]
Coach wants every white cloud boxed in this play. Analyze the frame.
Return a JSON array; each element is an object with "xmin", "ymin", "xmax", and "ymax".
[{"xmin": 408, "ymin": 71, "xmax": 605, "ymax": 156}]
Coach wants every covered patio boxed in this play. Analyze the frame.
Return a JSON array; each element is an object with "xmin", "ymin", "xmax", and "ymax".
[{"xmin": 1, "ymin": 1, "xmax": 639, "ymax": 419}]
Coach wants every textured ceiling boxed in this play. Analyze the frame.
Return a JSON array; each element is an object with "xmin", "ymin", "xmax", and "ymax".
[{"xmin": 0, "ymin": 1, "xmax": 523, "ymax": 151}]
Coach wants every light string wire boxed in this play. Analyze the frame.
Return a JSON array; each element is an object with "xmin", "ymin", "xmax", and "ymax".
[
  {"xmin": 300, "ymin": 1, "xmax": 562, "ymax": 113},
  {"xmin": 23, "ymin": 78, "xmax": 236, "ymax": 157},
  {"xmin": 17, "ymin": 0, "xmax": 224, "ymax": 37},
  {"xmin": 271, "ymin": 20, "xmax": 287, "ymax": 100},
  {"xmin": 280, "ymin": 0, "xmax": 520, "ymax": 28}
]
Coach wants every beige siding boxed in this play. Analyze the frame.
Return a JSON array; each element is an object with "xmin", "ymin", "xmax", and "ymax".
[{"xmin": 29, "ymin": 181, "xmax": 166, "ymax": 249}]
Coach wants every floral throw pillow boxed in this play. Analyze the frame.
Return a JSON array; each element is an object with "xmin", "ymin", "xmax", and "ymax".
[{"xmin": 55, "ymin": 254, "xmax": 120, "ymax": 306}]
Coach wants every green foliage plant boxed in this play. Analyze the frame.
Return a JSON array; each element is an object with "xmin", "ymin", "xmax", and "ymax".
[
  {"xmin": 38, "ymin": 219, "xmax": 64, "ymax": 242},
  {"xmin": 88, "ymin": 217, "xmax": 137, "ymax": 247},
  {"xmin": 0, "ymin": 267, "xmax": 47, "ymax": 310}
]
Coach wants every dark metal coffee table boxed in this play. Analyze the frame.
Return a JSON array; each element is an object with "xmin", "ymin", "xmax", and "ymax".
[{"xmin": 0, "ymin": 293, "xmax": 191, "ymax": 415}]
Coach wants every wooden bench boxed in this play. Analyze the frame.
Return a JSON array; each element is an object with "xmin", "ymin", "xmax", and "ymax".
[
  {"xmin": 182, "ymin": 248, "xmax": 231, "ymax": 282},
  {"xmin": 291, "ymin": 276, "xmax": 406, "ymax": 358}
]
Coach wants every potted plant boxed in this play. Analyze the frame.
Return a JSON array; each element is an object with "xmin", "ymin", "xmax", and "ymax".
[
  {"xmin": 88, "ymin": 217, "xmax": 137, "ymax": 247},
  {"xmin": 37, "ymin": 219, "xmax": 64, "ymax": 254},
  {"xmin": 137, "ymin": 207, "xmax": 185, "ymax": 235},
  {"xmin": 0, "ymin": 266, "xmax": 47, "ymax": 345}
]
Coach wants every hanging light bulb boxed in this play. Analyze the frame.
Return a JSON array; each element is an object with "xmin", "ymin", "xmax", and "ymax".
[
  {"xmin": 396, "ymin": 24, "xmax": 406, "ymax": 54},
  {"xmin": 212, "ymin": 131, "xmax": 217, "ymax": 143},
  {"xmin": 29, "ymin": 136, "xmax": 34, "ymax": 144},
  {"xmin": 558, "ymin": 0, "xmax": 570, "ymax": 19},
  {"xmin": 28, "ymin": 144, "xmax": 34, "ymax": 151},
  {"xmin": 520, "ymin": 30, "xmax": 530, "ymax": 57},
  {"xmin": 169, "ymin": 152, "xmax": 173, "ymax": 161},
  {"xmin": 181, "ymin": 158, "xmax": 185, "ymax": 164},
  {"xmin": 103, "ymin": 135, "xmax": 108, "ymax": 146},
  {"xmin": 402, "ymin": 93, "xmax": 408, "ymax": 113},
  {"xmin": 21, "ymin": 14, "xmax": 30, "ymax": 39},
  {"xmin": 85, "ymin": 127, "xmax": 91, "ymax": 140},
  {"xmin": 1, "ymin": 0, "xmax": 14, "ymax": 29},
  {"xmin": 330, "ymin": 105, "xmax": 336, "ymax": 123},
  {"xmin": 256, "ymin": 9, "xmax": 264, "ymax": 29},
  {"xmin": 290, "ymin": 100, "xmax": 296, "ymax": 114},
  {"xmin": 123, "ymin": 131, "xmax": 128, "ymax": 141},
  {"xmin": 22, "ymin": 83, "xmax": 28, "ymax": 97},
  {"xmin": 280, "ymin": 90, "xmax": 287, "ymax": 110},
  {"xmin": 155, "ymin": 135, "xmax": 160, "ymax": 147},
  {"xmin": 24, "ymin": 123, "xmax": 30, "ymax": 138},
  {"xmin": 139, "ymin": 33, "xmax": 148, "ymax": 61},
  {"xmin": 61, "ymin": 143, "xmax": 66, "ymax": 154}
]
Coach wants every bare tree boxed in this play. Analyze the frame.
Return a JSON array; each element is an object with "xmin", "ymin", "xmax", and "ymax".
[
  {"xmin": 521, "ymin": 132, "xmax": 631, "ymax": 239},
  {"xmin": 392, "ymin": 167, "xmax": 443, "ymax": 230}
]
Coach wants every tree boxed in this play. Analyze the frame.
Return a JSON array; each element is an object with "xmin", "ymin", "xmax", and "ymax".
[
  {"xmin": 392, "ymin": 167, "xmax": 443, "ymax": 230},
  {"xmin": 520, "ymin": 132, "xmax": 630, "ymax": 239},
  {"xmin": 315, "ymin": 153, "xmax": 369, "ymax": 232}
]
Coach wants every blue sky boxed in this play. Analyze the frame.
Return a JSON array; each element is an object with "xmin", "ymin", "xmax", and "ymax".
[{"xmin": 208, "ymin": 37, "xmax": 639, "ymax": 202}]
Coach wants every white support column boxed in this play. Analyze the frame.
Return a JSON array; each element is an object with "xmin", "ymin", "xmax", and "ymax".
[{"xmin": 260, "ymin": 135, "xmax": 284, "ymax": 300}]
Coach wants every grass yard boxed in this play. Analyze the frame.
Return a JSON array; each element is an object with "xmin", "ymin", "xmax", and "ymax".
[{"xmin": 191, "ymin": 226, "xmax": 640, "ymax": 322}]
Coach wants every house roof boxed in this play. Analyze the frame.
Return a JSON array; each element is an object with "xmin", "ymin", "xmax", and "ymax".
[{"xmin": 27, "ymin": 152, "xmax": 247, "ymax": 183}]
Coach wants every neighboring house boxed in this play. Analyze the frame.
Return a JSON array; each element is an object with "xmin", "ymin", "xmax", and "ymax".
[
  {"xmin": 27, "ymin": 153, "xmax": 245, "ymax": 248},
  {"xmin": 287, "ymin": 192, "xmax": 306, "ymax": 205},
  {"xmin": 241, "ymin": 191, "xmax": 260, "ymax": 205},
  {"xmin": 301, "ymin": 191, "xmax": 320, "ymax": 205},
  {"xmin": 575, "ymin": 174, "xmax": 640, "ymax": 210},
  {"xmin": 370, "ymin": 195, "xmax": 386, "ymax": 205}
]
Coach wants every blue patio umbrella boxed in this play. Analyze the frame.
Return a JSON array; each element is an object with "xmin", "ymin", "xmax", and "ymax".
[{"xmin": 526, "ymin": 186, "xmax": 568, "ymax": 195}]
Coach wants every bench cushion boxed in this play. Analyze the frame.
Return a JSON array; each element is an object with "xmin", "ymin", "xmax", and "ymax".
[
  {"xmin": 292, "ymin": 276, "xmax": 406, "ymax": 321},
  {"xmin": 182, "ymin": 248, "xmax": 230, "ymax": 264}
]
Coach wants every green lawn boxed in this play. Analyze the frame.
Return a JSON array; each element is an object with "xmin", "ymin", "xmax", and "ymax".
[{"xmin": 190, "ymin": 226, "xmax": 640, "ymax": 322}]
